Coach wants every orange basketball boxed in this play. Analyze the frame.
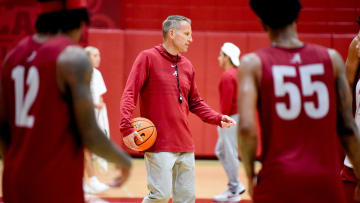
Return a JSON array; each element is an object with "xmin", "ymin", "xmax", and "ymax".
[{"xmin": 130, "ymin": 117, "xmax": 157, "ymax": 151}]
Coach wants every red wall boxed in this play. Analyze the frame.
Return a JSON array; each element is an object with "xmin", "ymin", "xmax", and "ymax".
[
  {"xmin": 1, "ymin": 0, "xmax": 359, "ymax": 157},
  {"xmin": 88, "ymin": 29, "xmax": 356, "ymax": 157},
  {"xmin": 1, "ymin": 0, "xmax": 359, "ymax": 65},
  {"xmin": 120, "ymin": 0, "xmax": 359, "ymax": 33}
]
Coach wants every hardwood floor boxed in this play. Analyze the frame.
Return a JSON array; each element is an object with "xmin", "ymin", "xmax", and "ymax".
[
  {"xmin": 0, "ymin": 158, "xmax": 261, "ymax": 201},
  {"xmin": 88, "ymin": 158, "xmax": 259, "ymax": 200}
]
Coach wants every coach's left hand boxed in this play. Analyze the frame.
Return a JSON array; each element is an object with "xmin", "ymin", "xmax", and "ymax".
[{"xmin": 220, "ymin": 115, "xmax": 236, "ymax": 128}]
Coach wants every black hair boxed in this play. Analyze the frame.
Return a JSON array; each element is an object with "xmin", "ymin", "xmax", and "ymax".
[
  {"xmin": 35, "ymin": 0, "xmax": 90, "ymax": 34},
  {"xmin": 250, "ymin": 0, "xmax": 302, "ymax": 30},
  {"xmin": 357, "ymin": 16, "xmax": 360, "ymax": 26}
]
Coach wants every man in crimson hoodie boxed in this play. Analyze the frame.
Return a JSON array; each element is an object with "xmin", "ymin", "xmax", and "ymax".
[{"xmin": 120, "ymin": 15, "xmax": 236, "ymax": 203}]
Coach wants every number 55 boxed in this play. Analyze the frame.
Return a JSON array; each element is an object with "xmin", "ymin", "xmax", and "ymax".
[{"xmin": 272, "ymin": 64, "xmax": 329, "ymax": 120}]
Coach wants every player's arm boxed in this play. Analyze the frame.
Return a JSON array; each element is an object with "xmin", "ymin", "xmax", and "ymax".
[
  {"xmin": 237, "ymin": 53, "xmax": 261, "ymax": 198},
  {"xmin": 57, "ymin": 46, "xmax": 132, "ymax": 185},
  {"xmin": 345, "ymin": 35, "xmax": 360, "ymax": 88},
  {"xmin": 331, "ymin": 49, "xmax": 360, "ymax": 178},
  {"xmin": 0, "ymin": 77, "xmax": 10, "ymax": 157},
  {"xmin": 0, "ymin": 57, "xmax": 11, "ymax": 157}
]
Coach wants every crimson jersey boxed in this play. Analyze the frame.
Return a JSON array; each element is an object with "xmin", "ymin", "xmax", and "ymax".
[
  {"xmin": 254, "ymin": 44, "xmax": 345, "ymax": 202},
  {"xmin": 1, "ymin": 35, "xmax": 84, "ymax": 203}
]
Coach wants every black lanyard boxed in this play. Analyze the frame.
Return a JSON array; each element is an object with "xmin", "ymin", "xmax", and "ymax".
[{"xmin": 174, "ymin": 55, "xmax": 183, "ymax": 104}]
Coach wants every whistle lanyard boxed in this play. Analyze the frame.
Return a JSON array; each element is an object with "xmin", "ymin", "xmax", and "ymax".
[{"xmin": 174, "ymin": 55, "xmax": 183, "ymax": 104}]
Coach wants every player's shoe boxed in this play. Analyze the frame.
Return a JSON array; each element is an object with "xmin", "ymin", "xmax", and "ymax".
[
  {"xmin": 88, "ymin": 176, "xmax": 110, "ymax": 194},
  {"xmin": 83, "ymin": 181, "xmax": 96, "ymax": 194},
  {"xmin": 213, "ymin": 186, "xmax": 245, "ymax": 202}
]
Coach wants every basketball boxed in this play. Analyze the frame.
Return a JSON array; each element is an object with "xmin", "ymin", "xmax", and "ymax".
[{"xmin": 129, "ymin": 117, "xmax": 157, "ymax": 151}]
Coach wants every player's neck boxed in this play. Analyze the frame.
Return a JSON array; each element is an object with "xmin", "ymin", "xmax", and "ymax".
[{"xmin": 268, "ymin": 23, "xmax": 304, "ymax": 49}]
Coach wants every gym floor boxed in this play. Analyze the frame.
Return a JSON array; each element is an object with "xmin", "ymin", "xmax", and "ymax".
[
  {"xmin": 85, "ymin": 158, "xmax": 261, "ymax": 201},
  {"xmin": 0, "ymin": 158, "xmax": 262, "ymax": 202}
]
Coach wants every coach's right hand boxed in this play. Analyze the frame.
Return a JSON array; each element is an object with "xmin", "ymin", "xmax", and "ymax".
[{"xmin": 123, "ymin": 131, "xmax": 143, "ymax": 150}]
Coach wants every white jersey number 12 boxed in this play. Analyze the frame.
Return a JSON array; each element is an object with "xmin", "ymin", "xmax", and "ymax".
[{"xmin": 11, "ymin": 65, "xmax": 39, "ymax": 128}]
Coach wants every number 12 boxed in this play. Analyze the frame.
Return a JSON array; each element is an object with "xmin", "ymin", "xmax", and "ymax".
[{"xmin": 11, "ymin": 65, "xmax": 40, "ymax": 128}]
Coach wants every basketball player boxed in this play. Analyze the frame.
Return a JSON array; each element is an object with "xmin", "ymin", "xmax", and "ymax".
[
  {"xmin": 120, "ymin": 15, "xmax": 235, "ymax": 203},
  {"xmin": 0, "ymin": 0, "xmax": 132, "ymax": 202},
  {"xmin": 237, "ymin": 0, "xmax": 360, "ymax": 202},
  {"xmin": 213, "ymin": 42, "xmax": 245, "ymax": 202},
  {"xmin": 341, "ymin": 16, "xmax": 360, "ymax": 203},
  {"xmin": 345, "ymin": 17, "xmax": 360, "ymax": 90},
  {"xmin": 83, "ymin": 46, "xmax": 111, "ymax": 194}
]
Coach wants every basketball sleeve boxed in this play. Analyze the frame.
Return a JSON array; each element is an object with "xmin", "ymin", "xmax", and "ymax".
[{"xmin": 119, "ymin": 52, "xmax": 149, "ymax": 136}]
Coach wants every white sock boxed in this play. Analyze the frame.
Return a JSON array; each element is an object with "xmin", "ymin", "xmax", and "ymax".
[{"xmin": 89, "ymin": 176, "xmax": 109, "ymax": 193}]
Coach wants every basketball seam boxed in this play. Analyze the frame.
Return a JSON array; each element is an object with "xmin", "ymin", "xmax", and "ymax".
[
  {"xmin": 135, "ymin": 126, "xmax": 155, "ymax": 147},
  {"xmin": 131, "ymin": 119, "xmax": 153, "ymax": 125}
]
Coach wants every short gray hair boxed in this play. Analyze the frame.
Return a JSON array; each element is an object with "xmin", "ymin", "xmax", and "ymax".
[
  {"xmin": 162, "ymin": 15, "xmax": 191, "ymax": 39},
  {"xmin": 84, "ymin": 46, "xmax": 99, "ymax": 56}
]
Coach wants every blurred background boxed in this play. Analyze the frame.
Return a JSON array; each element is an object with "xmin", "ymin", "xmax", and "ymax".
[{"xmin": 0, "ymin": 0, "xmax": 359, "ymax": 158}]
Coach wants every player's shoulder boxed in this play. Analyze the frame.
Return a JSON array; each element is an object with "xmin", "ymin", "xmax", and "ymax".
[
  {"xmin": 3, "ymin": 36, "xmax": 33, "ymax": 65},
  {"xmin": 58, "ymin": 45, "xmax": 89, "ymax": 67},
  {"xmin": 240, "ymin": 52, "xmax": 262, "ymax": 71},
  {"xmin": 296, "ymin": 43, "xmax": 333, "ymax": 62},
  {"xmin": 304, "ymin": 43, "xmax": 330, "ymax": 53},
  {"xmin": 57, "ymin": 45, "xmax": 91, "ymax": 76},
  {"xmin": 350, "ymin": 33, "xmax": 360, "ymax": 48},
  {"xmin": 48, "ymin": 35, "xmax": 73, "ymax": 45},
  {"xmin": 327, "ymin": 48, "xmax": 344, "ymax": 73},
  {"xmin": 346, "ymin": 33, "xmax": 360, "ymax": 57},
  {"xmin": 11, "ymin": 36, "xmax": 33, "ymax": 52},
  {"xmin": 41, "ymin": 35, "xmax": 73, "ymax": 52},
  {"xmin": 32, "ymin": 35, "xmax": 75, "ymax": 63}
]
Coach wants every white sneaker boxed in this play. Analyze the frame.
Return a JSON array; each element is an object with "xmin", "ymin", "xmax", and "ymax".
[
  {"xmin": 83, "ymin": 182, "xmax": 96, "ymax": 194},
  {"xmin": 88, "ymin": 176, "xmax": 110, "ymax": 194},
  {"xmin": 213, "ymin": 188, "xmax": 245, "ymax": 202}
]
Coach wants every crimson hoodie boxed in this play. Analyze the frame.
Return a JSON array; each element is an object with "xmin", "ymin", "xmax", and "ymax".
[
  {"xmin": 219, "ymin": 66, "xmax": 238, "ymax": 115},
  {"xmin": 120, "ymin": 45, "xmax": 222, "ymax": 152}
]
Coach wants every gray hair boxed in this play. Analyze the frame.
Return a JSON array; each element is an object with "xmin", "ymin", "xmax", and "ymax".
[
  {"xmin": 84, "ymin": 46, "xmax": 99, "ymax": 56},
  {"xmin": 162, "ymin": 15, "xmax": 191, "ymax": 39}
]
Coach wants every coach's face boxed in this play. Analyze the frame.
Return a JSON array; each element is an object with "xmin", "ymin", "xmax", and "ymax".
[{"xmin": 173, "ymin": 21, "xmax": 193, "ymax": 53}]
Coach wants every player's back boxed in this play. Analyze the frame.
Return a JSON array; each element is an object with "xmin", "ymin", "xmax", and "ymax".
[
  {"xmin": 1, "ymin": 35, "xmax": 84, "ymax": 203},
  {"xmin": 254, "ymin": 44, "xmax": 345, "ymax": 202}
]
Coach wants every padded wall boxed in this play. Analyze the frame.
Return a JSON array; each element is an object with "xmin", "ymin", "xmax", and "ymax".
[
  {"xmin": 120, "ymin": 0, "xmax": 359, "ymax": 33},
  {"xmin": 1, "ymin": 0, "xmax": 358, "ymax": 157},
  {"xmin": 88, "ymin": 29, "xmax": 355, "ymax": 157}
]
